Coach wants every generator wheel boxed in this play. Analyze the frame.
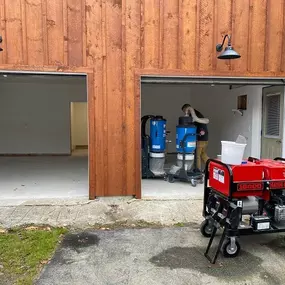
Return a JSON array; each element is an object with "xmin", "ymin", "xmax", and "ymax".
[
  {"xmin": 168, "ymin": 175, "xmax": 175, "ymax": 183},
  {"xmin": 190, "ymin": 179, "xmax": 197, "ymax": 187},
  {"xmin": 221, "ymin": 238, "xmax": 240, "ymax": 258},
  {"xmin": 200, "ymin": 219, "xmax": 213, "ymax": 238}
]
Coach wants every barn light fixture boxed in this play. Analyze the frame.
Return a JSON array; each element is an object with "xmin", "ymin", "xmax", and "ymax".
[
  {"xmin": 0, "ymin": 36, "xmax": 2, "ymax": 52},
  {"xmin": 216, "ymin": 34, "xmax": 240, "ymax": 60}
]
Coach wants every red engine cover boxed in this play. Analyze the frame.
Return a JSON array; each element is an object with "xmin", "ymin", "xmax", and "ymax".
[
  {"xmin": 257, "ymin": 159, "xmax": 285, "ymax": 180},
  {"xmin": 209, "ymin": 159, "xmax": 285, "ymax": 199},
  {"xmin": 209, "ymin": 160, "xmax": 264, "ymax": 198}
]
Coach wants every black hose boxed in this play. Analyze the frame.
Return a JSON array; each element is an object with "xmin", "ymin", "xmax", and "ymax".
[{"xmin": 141, "ymin": 115, "xmax": 154, "ymax": 138}]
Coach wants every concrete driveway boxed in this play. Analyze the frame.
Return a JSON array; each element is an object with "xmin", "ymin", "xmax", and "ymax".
[{"xmin": 36, "ymin": 226, "xmax": 285, "ymax": 285}]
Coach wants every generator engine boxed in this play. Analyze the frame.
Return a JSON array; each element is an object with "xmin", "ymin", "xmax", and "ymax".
[
  {"xmin": 259, "ymin": 158, "xmax": 285, "ymax": 223},
  {"xmin": 264, "ymin": 190, "xmax": 285, "ymax": 223},
  {"xmin": 274, "ymin": 204, "xmax": 285, "ymax": 222},
  {"xmin": 240, "ymin": 192, "xmax": 285, "ymax": 223}
]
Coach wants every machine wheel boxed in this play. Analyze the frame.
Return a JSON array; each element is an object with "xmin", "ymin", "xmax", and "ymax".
[
  {"xmin": 200, "ymin": 219, "xmax": 213, "ymax": 238},
  {"xmin": 221, "ymin": 238, "xmax": 241, "ymax": 258},
  {"xmin": 190, "ymin": 179, "xmax": 197, "ymax": 187},
  {"xmin": 168, "ymin": 175, "xmax": 175, "ymax": 183}
]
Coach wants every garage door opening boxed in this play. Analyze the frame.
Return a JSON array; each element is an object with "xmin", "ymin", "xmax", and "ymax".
[
  {"xmin": 140, "ymin": 76, "xmax": 285, "ymax": 199},
  {"xmin": 0, "ymin": 73, "xmax": 89, "ymax": 203}
]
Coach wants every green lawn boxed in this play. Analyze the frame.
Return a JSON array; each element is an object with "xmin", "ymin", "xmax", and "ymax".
[{"xmin": 0, "ymin": 226, "xmax": 68, "ymax": 285}]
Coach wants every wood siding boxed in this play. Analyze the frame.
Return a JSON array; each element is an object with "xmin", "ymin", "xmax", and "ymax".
[{"xmin": 0, "ymin": 0, "xmax": 285, "ymax": 197}]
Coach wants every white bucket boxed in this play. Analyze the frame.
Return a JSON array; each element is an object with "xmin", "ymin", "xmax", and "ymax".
[{"xmin": 221, "ymin": 141, "xmax": 246, "ymax": 165}]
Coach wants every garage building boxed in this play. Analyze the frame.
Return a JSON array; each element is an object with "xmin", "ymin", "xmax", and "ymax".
[{"xmin": 0, "ymin": 0, "xmax": 285, "ymax": 200}]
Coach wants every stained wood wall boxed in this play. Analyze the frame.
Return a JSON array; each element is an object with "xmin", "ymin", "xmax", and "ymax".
[{"xmin": 0, "ymin": 0, "xmax": 285, "ymax": 197}]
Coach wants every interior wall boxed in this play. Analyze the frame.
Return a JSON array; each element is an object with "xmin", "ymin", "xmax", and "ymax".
[
  {"xmin": 71, "ymin": 102, "xmax": 88, "ymax": 148},
  {"xmin": 70, "ymin": 102, "xmax": 75, "ymax": 151},
  {"xmin": 218, "ymin": 85, "xmax": 264, "ymax": 159},
  {"xmin": 0, "ymin": 75, "xmax": 87, "ymax": 154},
  {"xmin": 141, "ymin": 84, "xmax": 264, "ymax": 159}
]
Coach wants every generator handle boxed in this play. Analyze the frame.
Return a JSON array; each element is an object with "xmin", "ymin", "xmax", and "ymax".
[
  {"xmin": 248, "ymin": 156, "xmax": 260, "ymax": 163},
  {"xmin": 274, "ymin": 157, "xmax": 285, "ymax": 162}
]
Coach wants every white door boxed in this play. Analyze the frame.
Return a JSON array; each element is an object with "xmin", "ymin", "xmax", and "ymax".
[{"xmin": 261, "ymin": 86, "xmax": 284, "ymax": 159}]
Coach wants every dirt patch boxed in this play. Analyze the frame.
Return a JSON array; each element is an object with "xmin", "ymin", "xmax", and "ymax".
[
  {"xmin": 150, "ymin": 246, "xmax": 263, "ymax": 281},
  {"xmin": 61, "ymin": 232, "xmax": 100, "ymax": 249},
  {"xmin": 0, "ymin": 274, "xmax": 16, "ymax": 285},
  {"xmin": 89, "ymin": 220, "xmax": 165, "ymax": 230},
  {"xmin": 173, "ymin": 222, "xmax": 200, "ymax": 229},
  {"xmin": 85, "ymin": 221, "xmax": 201, "ymax": 231}
]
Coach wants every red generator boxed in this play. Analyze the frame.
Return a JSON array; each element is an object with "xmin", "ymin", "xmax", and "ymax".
[{"xmin": 201, "ymin": 157, "xmax": 285, "ymax": 264}]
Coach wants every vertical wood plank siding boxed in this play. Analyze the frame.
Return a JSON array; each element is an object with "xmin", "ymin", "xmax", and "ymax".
[{"xmin": 0, "ymin": 0, "xmax": 284, "ymax": 197}]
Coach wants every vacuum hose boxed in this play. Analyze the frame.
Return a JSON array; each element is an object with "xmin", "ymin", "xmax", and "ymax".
[{"xmin": 141, "ymin": 115, "xmax": 154, "ymax": 137}]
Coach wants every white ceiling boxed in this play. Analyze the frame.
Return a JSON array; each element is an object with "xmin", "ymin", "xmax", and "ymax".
[{"xmin": 0, "ymin": 73, "xmax": 87, "ymax": 85}]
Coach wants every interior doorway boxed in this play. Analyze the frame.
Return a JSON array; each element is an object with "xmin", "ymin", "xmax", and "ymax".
[
  {"xmin": 70, "ymin": 102, "xmax": 88, "ymax": 155},
  {"xmin": 261, "ymin": 86, "xmax": 284, "ymax": 159}
]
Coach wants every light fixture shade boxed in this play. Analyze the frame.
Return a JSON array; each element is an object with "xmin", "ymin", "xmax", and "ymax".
[{"xmin": 217, "ymin": 46, "xmax": 240, "ymax": 59}]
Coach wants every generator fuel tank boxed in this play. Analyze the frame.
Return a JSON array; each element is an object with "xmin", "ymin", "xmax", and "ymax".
[{"xmin": 209, "ymin": 160, "xmax": 264, "ymax": 198}]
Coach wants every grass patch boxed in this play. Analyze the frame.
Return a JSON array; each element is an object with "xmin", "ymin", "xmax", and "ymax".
[
  {"xmin": 0, "ymin": 226, "xmax": 68, "ymax": 285},
  {"xmin": 174, "ymin": 222, "xmax": 185, "ymax": 227}
]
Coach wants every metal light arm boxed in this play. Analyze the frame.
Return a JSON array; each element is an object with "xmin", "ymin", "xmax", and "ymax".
[{"xmin": 216, "ymin": 34, "xmax": 231, "ymax": 52}]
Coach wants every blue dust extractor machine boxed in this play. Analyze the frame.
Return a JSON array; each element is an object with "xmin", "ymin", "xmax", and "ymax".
[
  {"xmin": 141, "ymin": 115, "xmax": 170, "ymax": 179},
  {"xmin": 166, "ymin": 115, "xmax": 204, "ymax": 187}
]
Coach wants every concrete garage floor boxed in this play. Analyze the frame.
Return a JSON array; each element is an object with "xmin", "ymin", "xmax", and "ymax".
[
  {"xmin": 0, "ymin": 154, "xmax": 88, "ymax": 203},
  {"xmin": 0, "ymin": 151, "xmax": 202, "ymax": 204},
  {"xmin": 142, "ymin": 153, "xmax": 204, "ymax": 199},
  {"xmin": 142, "ymin": 180, "xmax": 203, "ymax": 199},
  {"xmin": 36, "ymin": 227, "xmax": 285, "ymax": 285}
]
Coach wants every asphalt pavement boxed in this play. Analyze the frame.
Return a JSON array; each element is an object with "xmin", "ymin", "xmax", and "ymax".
[{"xmin": 36, "ymin": 226, "xmax": 285, "ymax": 285}]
